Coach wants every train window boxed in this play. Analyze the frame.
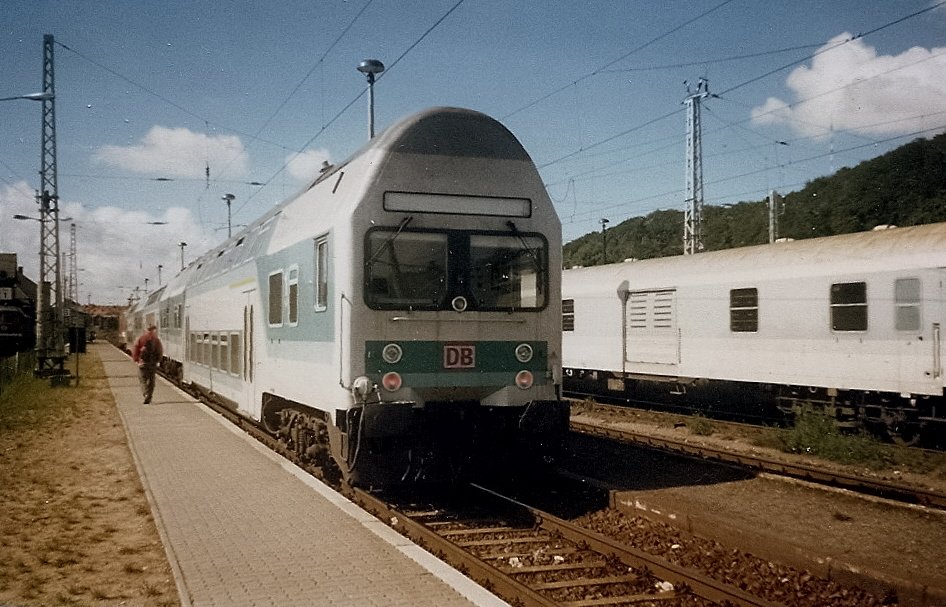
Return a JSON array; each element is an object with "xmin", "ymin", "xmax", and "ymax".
[
  {"xmin": 268, "ymin": 271, "xmax": 284, "ymax": 326},
  {"xmin": 830, "ymin": 282, "xmax": 867, "ymax": 331},
  {"xmin": 730, "ymin": 288, "xmax": 758, "ymax": 332},
  {"xmin": 230, "ymin": 332, "xmax": 241, "ymax": 375},
  {"xmin": 189, "ymin": 332, "xmax": 197, "ymax": 362},
  {"xmin": 315, "ymin": 237, "xmax": 328, "ymax": 311},
  {"xmin": 288, "ymin": 267, "xmax": 299, "ymax": 325},
  {"xmin": 211, "ymin": 334, "xmax": 220, "ymax": 370},
  {"xmin": 365, "ymin": 231, "xmax": 448, "ymax": 308},
  {"xmin": 895, "ymin": 278, "xmax": 921, "ymax": 331},
  {"xmin": 562, "ymin": 299, "xmax": 575, "ymax": 331},
  {"xmin": 219, "ymin": 334, "xmax": 229, "ymax": 373},
  {"xmin": 469, "ymin": 234, "xmax": 546, "ymax": 310}
]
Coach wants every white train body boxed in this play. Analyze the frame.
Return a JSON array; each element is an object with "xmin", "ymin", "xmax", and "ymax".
[
  {"xmin": 127, "ymin": 108, "xmax": 568, "ymax": 484},
  {"xmin": 563, "ymin": 223, "xmax": 946, "ymax": 438}
]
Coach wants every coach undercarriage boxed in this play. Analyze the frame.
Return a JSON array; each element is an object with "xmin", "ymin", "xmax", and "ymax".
[
  {"xmin": 565, "ymin": 368, "xmax": 945, "ymax": 447},
  {"xmin": 262, "ymin": 393, "xmax": 569, "ymax": 487}
]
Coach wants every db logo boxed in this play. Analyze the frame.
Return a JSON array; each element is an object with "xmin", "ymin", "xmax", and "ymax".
[{"xmin": 443, "ymin": 344, "xmax": 475, "ymax": 369}]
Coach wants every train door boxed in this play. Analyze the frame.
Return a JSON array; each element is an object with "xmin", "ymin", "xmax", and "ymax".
[
  {"xmin": 242, "ymin": 291, "xmax": 257, "ymax": 417},
  {"xmin": 624, "ymin": 289, "xmax": 680, "ymax": 367}
]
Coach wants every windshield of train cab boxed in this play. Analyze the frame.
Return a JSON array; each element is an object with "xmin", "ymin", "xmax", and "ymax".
[{"xmin": 364, "ymin": 228, "xmax": 548, "ymax": 311}]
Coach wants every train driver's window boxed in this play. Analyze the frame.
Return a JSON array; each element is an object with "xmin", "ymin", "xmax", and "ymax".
[
  {"xmin": 830, "ymin": 282, "xmax": 867, "ymax": 331},
  {"xmin": 894, "ymin": 278, "xmax": 920, "ymax": 331}
]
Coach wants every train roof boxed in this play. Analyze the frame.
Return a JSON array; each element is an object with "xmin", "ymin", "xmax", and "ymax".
[
  {"xmin": 177, "ymin": 107, "xmax": 542, "ymax": 288},
  {"xmin": 563, "ymin": 222, "xmax": 946, "ymax": 294}
]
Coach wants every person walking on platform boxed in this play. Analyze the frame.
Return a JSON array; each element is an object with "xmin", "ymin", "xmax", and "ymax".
[{"xmin": 132, "ymin": 324, "xmax": 163, "ymax": 404}]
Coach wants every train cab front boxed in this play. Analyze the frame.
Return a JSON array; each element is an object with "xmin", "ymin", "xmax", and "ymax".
[{"xmin": 345, "ymin": 222, "xmax": 568, "ymax": 485}]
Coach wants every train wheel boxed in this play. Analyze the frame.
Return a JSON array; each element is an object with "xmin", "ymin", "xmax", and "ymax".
[{"xmin": 887, "ymin": 423, "xmax": 921, "ymax": 447}]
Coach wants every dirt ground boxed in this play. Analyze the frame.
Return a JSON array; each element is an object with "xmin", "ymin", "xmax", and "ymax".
[{"xmin": 0, "ymin": 352, "xmax": 178, "ymax": 606}]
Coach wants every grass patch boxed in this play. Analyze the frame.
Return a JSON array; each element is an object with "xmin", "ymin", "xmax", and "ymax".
[
  {"xmin": 758, "ymin": 408, "xmax": 893, "ymax": 468},
  {"xmin": 686, "ymin": 414, "xmax": 714, "ymax": 436},
  {"xmin": 757, "ymin": 407, "xmax": 946, "ymax": 473}
]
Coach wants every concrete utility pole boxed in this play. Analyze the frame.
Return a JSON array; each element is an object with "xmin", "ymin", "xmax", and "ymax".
[
  {"xmin": 222, "ymin": 194, "xmax": 235, "ymax": 238},
  {"xmin": 68, "ymin": 222, "xmax": 77, "ymax": 302},
  {"xmin": 683, "ymin": 78, "xmax": 710, "ymax": 256},
  {"xmin": 35, "ymin": 34, "xmax": 66, "ymax": 374},
  {"xmin": 768, "ymin": 190, "xmax": 781, "ymax": 243}
]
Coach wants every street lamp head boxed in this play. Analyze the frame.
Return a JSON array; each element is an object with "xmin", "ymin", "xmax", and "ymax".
[
  {"xmin": 12, "ymin": 214, "xmax": 33, "ymax": 220},
  {"xmin": 22, "ymin": 91, "xmax": 54, "ymax": 101},
  {"xmin": 0, "ymin": 91, "xmax": 53, "ymax": 102},
  {"xmin": 222, "ymin": 193, "xmax": 235, "ymax": 203},
  {"xmin": 357, "ymin": 59, "xmax": 385, "ymax": 77}
]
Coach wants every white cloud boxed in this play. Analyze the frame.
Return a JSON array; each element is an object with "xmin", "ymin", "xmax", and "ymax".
[
  {"xmin": 93, "ymin": 126, "xmax": 249, "ymax": 179},
  {"xmin": 285, "ymin": 148, "xmax": 332, "ymax": 182},
  {"xmin": 1, "ymin": 181, "xmax": 214, "ymax": 306},
  {"xmin": 752, "ymin": 34, "xmax": 946, "ymax": 138}
]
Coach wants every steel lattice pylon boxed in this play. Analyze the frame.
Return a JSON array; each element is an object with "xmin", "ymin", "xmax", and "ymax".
[
  {"xmin": 35, "ymin": 33, "xmax": 66, "ymax": 373},
  {"xmin": 683, "ymin": 78, "xmax": 710, "ymax": 256}
]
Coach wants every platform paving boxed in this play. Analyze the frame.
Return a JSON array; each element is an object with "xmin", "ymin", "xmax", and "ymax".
[{"xmin": 97, "ymin": 344, "xmax": 509, "ymax": 607}]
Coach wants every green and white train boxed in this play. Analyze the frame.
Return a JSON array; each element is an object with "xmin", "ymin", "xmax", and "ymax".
[{"xmin": 125, "ymin": 107, "xmax": 569, "ymax": 486}]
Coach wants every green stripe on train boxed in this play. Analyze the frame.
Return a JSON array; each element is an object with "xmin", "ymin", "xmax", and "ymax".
[{"xmin": 365, "ymin": 340, "xmax": 547, "ymax": 379}]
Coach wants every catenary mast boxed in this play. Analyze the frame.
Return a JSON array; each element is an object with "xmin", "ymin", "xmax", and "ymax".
[{"xmin": 683, "ymin": 78, "xmax": 710, "ymax": 255}]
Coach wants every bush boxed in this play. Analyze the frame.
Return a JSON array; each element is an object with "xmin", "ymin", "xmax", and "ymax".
[{"xmin": 773, "ymin": 407, "xmax": 893, "ymax": 469}]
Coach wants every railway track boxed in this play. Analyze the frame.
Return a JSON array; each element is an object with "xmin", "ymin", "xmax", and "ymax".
[
  {"xmin": 165, "ymin": 366, "xmax": 909, "ymax": 606},
  {"xmin": 351, "ymin": 483, "xmax": 784, "ymax": 607},
  {"xmin": 570, "ymin": 416, "xmax": 946, "ymax": 511}
]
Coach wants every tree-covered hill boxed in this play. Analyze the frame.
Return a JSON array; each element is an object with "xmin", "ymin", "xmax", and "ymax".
[{"xmin": 563, "ymin": 132, "xmax": 946, "ymax": 268}]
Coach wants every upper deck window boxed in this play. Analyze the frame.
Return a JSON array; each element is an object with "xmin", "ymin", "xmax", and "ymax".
[
  {"xmin": 830, "ymin": 281, "xmax": 867, "ymax": 331},
  {"xmin": 364, "ymin": 228, "xmax": 548, "ymax": 312}
]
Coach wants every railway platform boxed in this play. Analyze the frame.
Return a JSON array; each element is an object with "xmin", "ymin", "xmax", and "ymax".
[{"xmin": 98, "ymin": 344, "xmax": 509, "ymax": 607}]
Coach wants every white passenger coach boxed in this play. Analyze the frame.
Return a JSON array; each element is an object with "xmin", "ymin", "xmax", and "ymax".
[{"xmin": 563, "ymin": 223, "xmax": 945, "ymax": 443}]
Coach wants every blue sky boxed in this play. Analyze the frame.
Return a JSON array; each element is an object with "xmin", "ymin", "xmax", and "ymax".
[{"xmin": 2, "ymin": 0, "xmax": 945, "ymax": 304}]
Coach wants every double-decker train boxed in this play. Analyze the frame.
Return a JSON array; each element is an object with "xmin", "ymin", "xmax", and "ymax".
[
  {"xmin": 125, "ymin": 107, "xmax": 569, "ymax": 486},
  {"xmin": 562, "ymin": 223, "xmax": 946, "ymax": 445}
]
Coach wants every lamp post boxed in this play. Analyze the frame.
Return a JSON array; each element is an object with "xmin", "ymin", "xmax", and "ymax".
[
  {"xmin": 179, "ymin": 241, "xmax": 187, "ymax": 271},
  {"xmin": 599, "ymin": 218, "xmax": 610, "ymax": 264},
  {"xmin": 222, "ymin": 193, "xmax": 235, "ymax": 238},
  {"xmin": 356, "ymin": 59, "xmax": 384, "ymax": 139}
]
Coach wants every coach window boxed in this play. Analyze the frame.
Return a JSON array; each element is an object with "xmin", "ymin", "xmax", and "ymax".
[
  {"xmin": 894, "ymin": 278, "xmax": 921, "ymax": 331},
  {"xmin": 730, "ymin": 288, "xmax": 758, "ymax": 332},
  {"xmin": 288, "ymin": 267, "xmax": 299, "ymax": 325},
  {"xmin": 562, "ymin": 299, "xmax": 575, "ymax": 331},
  {"xmin": 202, "ymin": 332, "xmax": 211, "ymax": 365},
  {"xmin": 268, "ymin": 271, "xmax": 284, "ymax": 326},
  {"xmin": 230, "ymin": 332, "xmax": 242, "ymax": 375},
  {"xmin": 314, "ymin": 236, "xmax": 328, "ymax": 311},
  {"xmin": 830, "ymin": 282, "xmax": 867, "ymax": 331},
  {"xmin": 219, "ymin": 334, "xmax": 229, "ymax": 373}
]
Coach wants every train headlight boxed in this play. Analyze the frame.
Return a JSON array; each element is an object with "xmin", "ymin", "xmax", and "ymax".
[
  {"xmin": 352, "ymin": 376, "xmax": 373, "ymax": 400},
  {"xmin": 381, "ymin": 371, "xmax": 402, "ymax": 392},
  {"xmin": 514, "ymin": 343, "xmax": 533, "ymax": 363},
  {"xmin": 515, "ymin": 370, "xmax": 534, "ymax": 390},
  {"xmin": 382, "ymin": 343, "xmax": 403, "ymax": 364}
]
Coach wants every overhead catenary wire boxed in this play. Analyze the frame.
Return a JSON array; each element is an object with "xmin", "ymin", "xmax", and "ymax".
[{"xmin": 230, "ymin": 0, "xmax": 467, "ymax": 219}]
